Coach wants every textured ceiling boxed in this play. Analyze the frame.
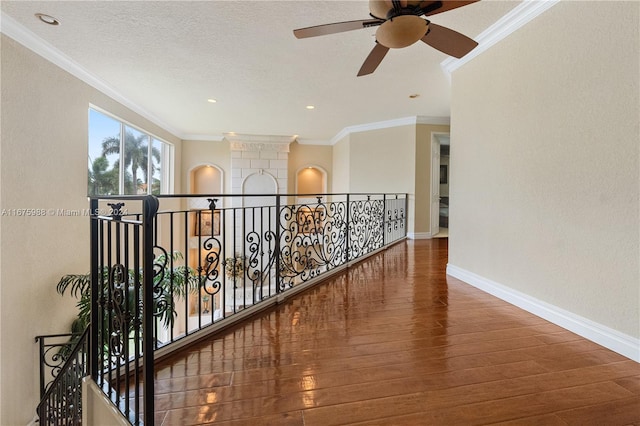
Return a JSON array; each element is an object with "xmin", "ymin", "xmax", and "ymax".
[{"xmin": 1, "ymin": 1, "xmax": 520, "ymax": 142}]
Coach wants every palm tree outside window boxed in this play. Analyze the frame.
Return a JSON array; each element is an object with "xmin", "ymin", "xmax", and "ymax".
[{"xmin": 88, "ymin": 108, "xmax": 171, "ymax": 196}]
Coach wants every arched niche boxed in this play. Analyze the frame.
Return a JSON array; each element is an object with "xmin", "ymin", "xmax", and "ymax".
[
  {"xmin": 296, "ymin": 165, "xmax": 327, "ymax": 203},
  {"xmin": 242, "ymin": 171, "xmax": 278, "ymax": 207},
  {"xmin": 187, "ymin": 164, "xmax": 223, "ymax": 210},
  {"xmin": 190, "ymin": 164, "xmax": 223, "ymax": 194}
]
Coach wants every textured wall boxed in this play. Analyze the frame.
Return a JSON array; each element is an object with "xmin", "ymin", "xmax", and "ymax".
[
  {"xmin": 181, "ymin": 140, "xmax": 231, "ymax": 195},
  {"xmin": 0, "ymin": 35, "xmax": 181, "ymax": 424},
  {"xmin": 348, "ymin": 125, "xmax": 416, "ymax": 234},
  {"xmin": 331, "ymin": 134, "xmax": 351, "ymax": 193},
  {"xmin": 449, "ymin": 2, "xmax": 639, "ymax": 338}
]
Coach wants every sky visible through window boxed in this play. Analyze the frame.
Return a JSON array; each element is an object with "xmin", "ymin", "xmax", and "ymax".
[
  {"xmin": 88, "ymin": 108, "xmax": 168, "ymax": 196},
  {"xmin": 88, "ymin": 109, "xmax": 118, "ymax": 166}
]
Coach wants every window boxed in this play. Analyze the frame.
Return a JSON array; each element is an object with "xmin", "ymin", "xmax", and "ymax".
[{"xmin": 88, "ymin": 108, "xmax": 172, "ymax": 196}]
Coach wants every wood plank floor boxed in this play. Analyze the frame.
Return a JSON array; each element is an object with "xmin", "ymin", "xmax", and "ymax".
[{"xmin": 153, "ymin": 239, "xmax": 640, "ymax": 425}]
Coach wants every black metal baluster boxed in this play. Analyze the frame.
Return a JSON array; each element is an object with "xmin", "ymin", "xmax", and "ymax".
[
  {"xmin": 243, "ymin": 207, "xmax": 248, "ymax": 309},
  {"xmin": 106, "ymin": 221, "xmax": 113, "ymax": 393},
  {"xmin": 382, "ymin": 194, "xmax": 387, "ymax": 247},
  {"xmin": 133, "ymin": 223, "xmax": 141, "ymax": 426},
  {"xmin": 183, "ymin": 211, "xmax": 190, "ymax": 333},
  {"xmin": 221, "ymin": 208, "xmax": 227, "ymax": 318},
  {"xmin": 345, "ymin": 194, "xmax": 350, "ymax": 265},
  {"xmin": 142, "ymin": 196, "xmax": 158, "ymax": 425},
  {"xmin": 89, "ymin": 198, "xmax": 99, "ymax": 385},
  {"xmin": 114, "ymin": 218, "xmax": 122, "ymax": 409},
  {"xmin": 123, "ymin": 223, "xmax": 130, "ymax": 418},
  {"xmin": 169, "ymin": 211, "xmax": 175, "ymax": 342},
  {"xmin": 275, "ymin": 196, "xmax": 281, "ymax": 293},
  {"xmin": 197, "ymin": 210, "xmax": 202, "ymax": 329}
]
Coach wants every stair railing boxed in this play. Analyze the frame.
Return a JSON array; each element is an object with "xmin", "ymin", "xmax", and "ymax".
[{"xmin": 36, "ymin": 327, "xmax": 89, "ymax": 425}]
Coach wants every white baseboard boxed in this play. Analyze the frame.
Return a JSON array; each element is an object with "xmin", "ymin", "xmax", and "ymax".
[
  {"xmin": 446, "ymin": 264, "xmax": 640, "ymax": 362},
  {"xmin": 408, "ymin": 232, "xmax": 432, "ymax": 240}
]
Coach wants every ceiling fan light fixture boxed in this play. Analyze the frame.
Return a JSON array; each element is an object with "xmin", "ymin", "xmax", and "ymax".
[
  {"xmin": 369, "ymin": 0, "xmax": 392, "ymax": 19},
  {"xmin": 376, "ymin": 15, "xmax": 428, "ymax": 49}
]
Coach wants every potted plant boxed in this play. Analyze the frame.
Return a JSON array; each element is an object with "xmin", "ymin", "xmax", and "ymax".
[
  {"xmin": 224, "ymin": 254, "xmax": 245, "ymax": 281},
  {"xmin": 56, "ymin": 251, "xmax": 200, "ymax": 340}
]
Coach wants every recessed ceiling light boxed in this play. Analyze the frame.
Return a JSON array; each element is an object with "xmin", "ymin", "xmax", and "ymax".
[
  {"xmin": 409, "ymin": 94, "xmax": 420, "ymax": 99},
  {"xmin": 306, "ymin": 105, "xmax": 315, "ymax": 110},
  {"xmin": 207, "ymin": 99, "xmax": 217, "ymax": 103},
  {"xmin": 35, "ymin": 13, "xmax": 59, "ymax": 26}
]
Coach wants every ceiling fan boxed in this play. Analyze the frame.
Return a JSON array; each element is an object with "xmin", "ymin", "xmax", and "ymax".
[{"xmin": 293, "ymin": 0, "xmax": 480, "ymax": 76}]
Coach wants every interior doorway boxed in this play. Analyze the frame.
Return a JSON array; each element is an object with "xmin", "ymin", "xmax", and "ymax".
[{"xmin": 431, "ymin": 133, "xmax": 450, "ymax": 238}]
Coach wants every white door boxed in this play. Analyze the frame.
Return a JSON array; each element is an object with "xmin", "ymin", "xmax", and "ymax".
[{"xmin": 431, "ymin": 139, "xmax": 440, "ymax": 236}]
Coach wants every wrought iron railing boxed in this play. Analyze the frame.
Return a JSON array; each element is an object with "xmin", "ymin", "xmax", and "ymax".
[
  {"xmin": 38, "ymin": 192, "xmax": 407, "ymax": 425},
  {"xmin": 36, "ymin": 327, "xmax": 89, "ymax": 425},
  {"xmin": 35, "ymin": 332, "xmax": 84, "ymax": 398}
]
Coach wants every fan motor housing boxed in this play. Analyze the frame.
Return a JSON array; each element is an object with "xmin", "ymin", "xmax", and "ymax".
[{"xmin": 369, "ymin": 0, "xmax": 427, "ymax": 19}]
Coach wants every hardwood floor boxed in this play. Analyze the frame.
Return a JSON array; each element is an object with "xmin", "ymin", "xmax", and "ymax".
[{"xmin": 152, "ymin": 239, "xmax": 640, "ymax": 425}]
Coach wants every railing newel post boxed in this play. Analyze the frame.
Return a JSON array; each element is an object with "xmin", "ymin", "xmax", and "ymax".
[
  {"xmin": 89, "ymin": 197, "xmax": 99, "ymax": 382},
  {"xmin": 142, "ymin": 195, "xmax": 159, "ymax": 426},
  {"xmin": 37, "ymin": 336, "xmax": 45, "ymax": 398}
]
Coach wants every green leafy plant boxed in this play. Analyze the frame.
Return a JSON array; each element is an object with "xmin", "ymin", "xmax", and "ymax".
[{"xmin": 56, "ymin": 252, "xmax": 200, "ymax": 335}]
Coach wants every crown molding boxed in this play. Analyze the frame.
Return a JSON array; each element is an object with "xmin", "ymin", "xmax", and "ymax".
[
  {"xmin": 329, "ymin": 116, "xmax": 450, "ymax": 145},
  {"xmin": 296, "ymin": 138, "xmax": 334, "ymax": 146},
  {"xmin": 415, "ymin": 116, "xmax": 451, "ymax": 126},
  {"xmin": 441, "ymin": 0, "xmax": 560, "ymax": 77},
  {"xmin": 1, "ymin": 11, "xmax": 185, "ymax": 139},
  {"xmin": 181, "ymin": 134, "xmax": 226, "ymax": 142},
  {"xmin": 223, "ymin": 133, "xmax": 296, "ymax": 144}
]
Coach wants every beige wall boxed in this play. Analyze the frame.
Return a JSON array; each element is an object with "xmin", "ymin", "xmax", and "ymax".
[
  {"xmin": 349, "ymin": 125, "xmax": 415, "ymax": 193},
  {"xmin": 0, "ymin": 35, "xmax": 181, "ymax": 424},
  {"xmin": 288, "ymin": 141, "xmax": 333, "ymax": 194},
  {"xmin": 449, "ymin": 1, "xmax": 639, "ymax": 340},
  {"xmin": 331, "ymin": 134, "xmax": 350, "ymax": 193},
  {"xmin": 180, "ymin": 140, "xmax": 231, "ymax": 195},
  {"xmin": 349, "ymin": 125, "xmax": 417, "ymax": 234}
]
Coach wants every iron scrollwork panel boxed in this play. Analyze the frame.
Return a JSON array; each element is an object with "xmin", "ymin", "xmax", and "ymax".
[
  {"xmin": 107, "ymin": 263, "xmax": 130, "ymax": 362},
  {"xmin": 246, "ymin": 225, "xmax": 277, "ymax": 302},
  {"xmin": 200, "ymin": 235, "xmax": 223, "ymax": 298},
  {"xmin": 279, "ymin": 201, "xmax": 347, "ymax": 289},
  {"xmin": 349, "ymin": 199, "xmax": 384, "ymax": 259}
]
